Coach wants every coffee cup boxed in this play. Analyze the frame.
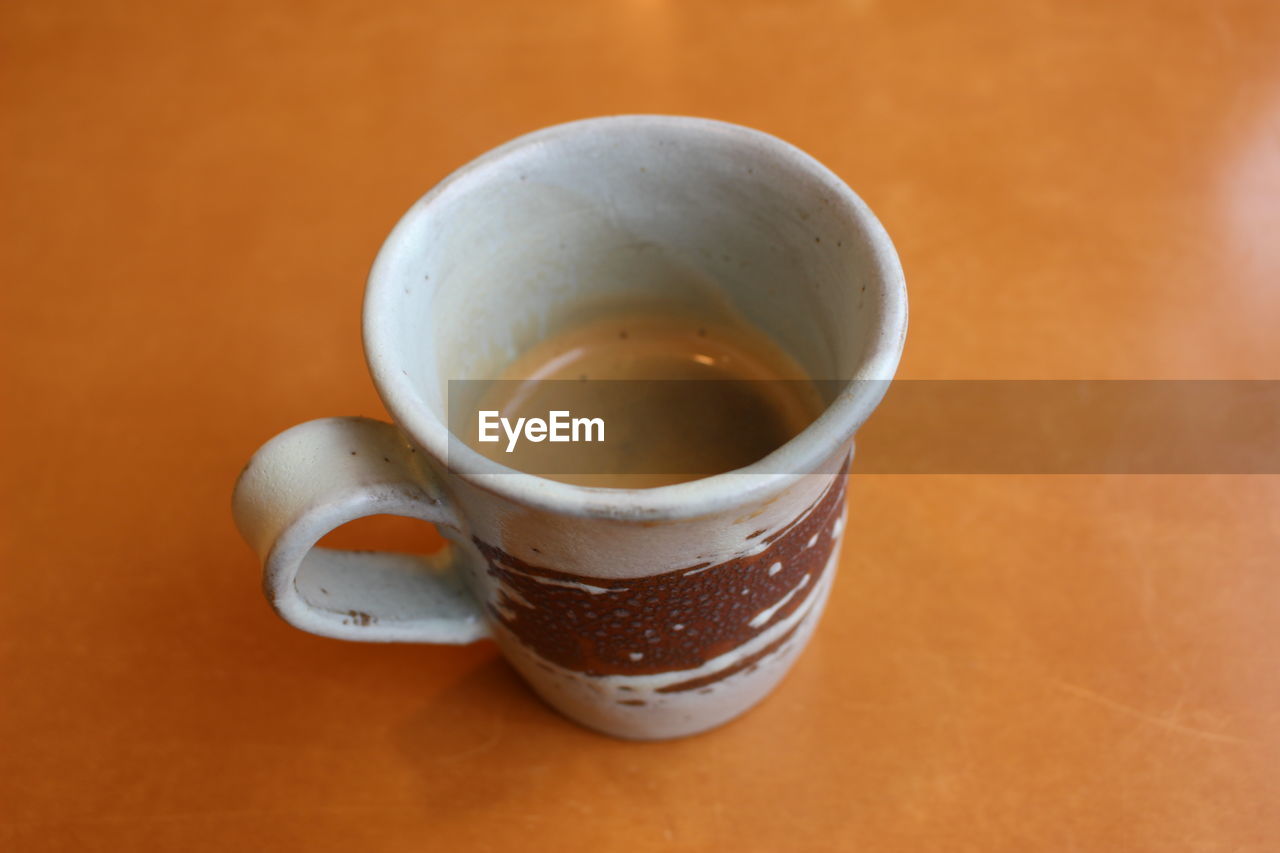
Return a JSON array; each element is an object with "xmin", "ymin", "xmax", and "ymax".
[{"xmin": 232, "ymin": 115, "xmax": 907, "ymax": 739}]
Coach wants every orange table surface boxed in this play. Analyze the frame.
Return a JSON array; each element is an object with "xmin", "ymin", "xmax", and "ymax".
[{"xmin": 3, "ymin": 1, "xmax": 1279, "ymax": 850}]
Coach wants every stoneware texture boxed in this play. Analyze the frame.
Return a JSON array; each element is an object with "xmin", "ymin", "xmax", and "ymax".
[{"xmin": 232, "ymin": 116, "xmax": 907, "ymax": 739}]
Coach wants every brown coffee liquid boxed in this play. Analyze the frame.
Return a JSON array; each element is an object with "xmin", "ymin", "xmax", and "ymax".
[{"xmin": 468, "ymin": 313, "xmax": 826, "ymax": 488}]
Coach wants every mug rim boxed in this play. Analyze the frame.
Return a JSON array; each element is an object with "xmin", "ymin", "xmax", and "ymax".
[{"xmin": 364, "ymin": 114, "xmax": 907, "ymax": 520}]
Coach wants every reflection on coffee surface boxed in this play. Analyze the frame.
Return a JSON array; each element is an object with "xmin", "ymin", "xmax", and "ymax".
[{"xmin": 464, "ymin": 313, "xmax": 826, "ymax": 488}]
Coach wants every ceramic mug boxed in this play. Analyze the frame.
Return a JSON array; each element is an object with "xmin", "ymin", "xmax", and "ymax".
[{"xmin": 232, "ymin": 115, "xmax": 907, "ymax": 739}]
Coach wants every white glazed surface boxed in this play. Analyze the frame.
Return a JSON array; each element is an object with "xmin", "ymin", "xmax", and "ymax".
[
  {"xmin": 233, "ymin": 417, "xmax": 489, "ymax": 643},
  {"xmin": 365, "ymin": 115, "xmax": 906, "ymax": 520},
  {"xmin": 232, "ymin": 115, "xmax": 906, "ymax": 740}
]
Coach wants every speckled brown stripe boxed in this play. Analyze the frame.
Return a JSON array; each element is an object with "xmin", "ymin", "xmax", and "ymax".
[
  {"xmin": 474, "ymin": 473, "xmax": 846, "ymax": 677},
  {"xmin": 655, "ymin": 619, "xmax": 804, "ymax": 693}
]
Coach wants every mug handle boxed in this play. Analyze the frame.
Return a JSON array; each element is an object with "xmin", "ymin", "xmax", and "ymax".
[{"xmin": 232, "ymin": 416, "xmax": 490, "ymax": 643}]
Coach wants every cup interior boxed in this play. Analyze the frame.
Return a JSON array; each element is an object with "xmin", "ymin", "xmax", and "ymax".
[{"xmin": 365, "ymin": 116, "xmax": 906, "ymax": 506}]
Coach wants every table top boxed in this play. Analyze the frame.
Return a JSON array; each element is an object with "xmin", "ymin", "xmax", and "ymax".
[{"xmin": 3, "ymin": 1, "xmax": 1278, "ymax": 850}]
